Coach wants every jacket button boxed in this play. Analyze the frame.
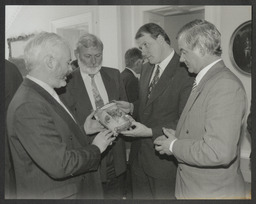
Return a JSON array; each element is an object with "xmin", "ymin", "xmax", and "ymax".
[{"xmin": 186, "ymin": 130, "xmax": 189, "ymax": 134}]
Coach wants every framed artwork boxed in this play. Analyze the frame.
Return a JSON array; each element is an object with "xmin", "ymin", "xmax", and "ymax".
[
  {"xmin": 7, "ymin": 34, "xmax": 34, "ymax": 76},
  {"xmin": 229, "ymin": 20, "xmax": 252, "ymax": 75}
]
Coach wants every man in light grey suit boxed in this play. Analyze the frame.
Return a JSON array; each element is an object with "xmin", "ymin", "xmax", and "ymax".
[{"xmin": 154, "ymin": 19, "xmax": 247, "ymax": 199}]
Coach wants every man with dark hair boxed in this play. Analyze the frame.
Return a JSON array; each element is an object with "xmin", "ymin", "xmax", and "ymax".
[
  {"xmin": 154, "ymin": 19, "xmax": 247, "ymax": 199},
  {"xmin": 116, "ymin": 23, "xmax": 194, "ymax": 199},
  {"xmin": 121, "ymin": 47, "xmax": 143, "ymax": 103}
]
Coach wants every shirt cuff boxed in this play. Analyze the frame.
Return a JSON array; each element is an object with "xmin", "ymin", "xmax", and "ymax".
[
  {"xmin": 169, "ymin": 139, "xmax": 177, "ymax": 153},
  {"xmin": 130, "ymin": 103, "xmax": 134, "ymax": 115}
]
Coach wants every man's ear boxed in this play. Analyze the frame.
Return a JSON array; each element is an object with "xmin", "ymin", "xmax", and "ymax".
[
  {"xmin": 44, "ymin": 55, "xmax": 55, "ymax": 70},
  {"xmin": 156, "ymin": 35, "xmax": 165, "ymax": 45},
  {"xmin": 134, "ymin": 59, "xmax": 143, "ymax": 73},
  {"xmin": 193, "ymin": 45, "xmax": 205, "ymax": 57},
  {"xmin": 199, "ymin": 46, "xmax": 206, "ymax": 56},
  {"xmin": 134, "ymin": 59, "xmax": 140, "ymax": 66}
]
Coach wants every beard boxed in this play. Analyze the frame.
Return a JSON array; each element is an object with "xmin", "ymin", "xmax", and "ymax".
[{"xmin": 78, "ymin": 59, "xmax": 102, "ymax": 75}]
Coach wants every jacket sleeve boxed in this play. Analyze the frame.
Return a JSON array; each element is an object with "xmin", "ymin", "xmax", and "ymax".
[
  {"xmin": 173, "ymin": 79, "xmax": 246, "ymax": 167},
  {"xmin": 13, "ymin": 101, "xmax": 101, "ymax": 179}
]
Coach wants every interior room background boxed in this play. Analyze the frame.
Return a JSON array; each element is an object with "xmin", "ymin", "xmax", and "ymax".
[{"xmin": 5, "ymin": 5, "xmax": 252, "ymax": 184}]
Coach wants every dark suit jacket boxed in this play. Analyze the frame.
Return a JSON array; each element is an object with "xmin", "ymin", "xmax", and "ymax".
[
  {"xmin": 121, "ymin": 68, "xmax": 139, "ymax": 103},
  {"xmin": 7, "ymin": 78, "xmax": 103, "ymax": 199},
  {"xmin": 130, "ymin": 53, "xmax": 194, "ymax": 179},
  {"xmin": 174, "ymin": 61, "xmax": 246, "ymax": 199},
  {"xmin": 5, "ymin": 60, "xmax": 23, "ymax": 198},
  {"xmin": 59, "ymin": 67, "xmax": 127, "ymax": 180}
]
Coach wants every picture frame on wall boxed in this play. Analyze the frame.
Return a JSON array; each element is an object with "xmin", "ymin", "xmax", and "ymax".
[
  {"xmin": 229, "ymin": 20, "xmax": 252, "ymax": 76},
  {"xmin": 7, "ymin": 34, "xmax": 35, "ymax": 76}
]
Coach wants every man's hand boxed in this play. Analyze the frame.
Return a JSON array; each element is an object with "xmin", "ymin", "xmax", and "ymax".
[
  {"xmin": 92, "ymin": 130, "xmax": 116, "ymax": 153},
  {"xmin": 120, "ymin": 121, "xmax": 152, "ymax": 137},
  {"xmin": 84, "ymin": 111, "xmax": 106, "ymax": 135},
  {"xmin": 114, "ymin": 100, "xmax": 132, "ymax": 114},
  {"xmin": 153, "ymin": 128, "xmax": 177, "ymax": 155}
]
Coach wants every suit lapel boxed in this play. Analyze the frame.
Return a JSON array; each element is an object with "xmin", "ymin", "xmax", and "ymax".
[
  {"xmin": 176, "ymin": 61, "xmax": 225, "ymax": 136},
  {"xmin": 24, "ymin": 78, "xmax": 88, "ymax": 146},
  {"xmin": 145, "ymin": 53, "xmax": 180, "ymax": 108},
  {"xmin": 100, "ymin": 67, "xmax": 116, "ymax": 101},
  {"xmin": 72, "ymin": 69, "xmax": 93, "ymax": 113},
  {"xmin": 140, "ymin": 63, "xmax": 154, "ymax": 108}
]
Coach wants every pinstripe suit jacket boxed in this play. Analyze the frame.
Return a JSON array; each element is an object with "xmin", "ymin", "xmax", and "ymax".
[{"xmin": 173, "ymin": 61, "xmax": 246, "ymax": 199}]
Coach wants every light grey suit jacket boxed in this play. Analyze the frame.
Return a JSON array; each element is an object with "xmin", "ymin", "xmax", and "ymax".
[{"xmin": 173, "ymin": 61, "xmax": 247, "ymax": 199}]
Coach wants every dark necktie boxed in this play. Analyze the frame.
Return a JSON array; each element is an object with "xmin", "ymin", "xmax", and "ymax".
[
  {"xmin": 148, "ymin": 65, "xmax": 160, "ymax": 99},
  {"xmin": 89, "ymin": 74, "xmax": 104, "ymax": 108}
]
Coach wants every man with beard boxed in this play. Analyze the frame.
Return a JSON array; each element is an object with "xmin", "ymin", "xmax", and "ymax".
[
  {"xmin": 6, "ymin": 32, "xmax": 115, "ymax": 199},
  {"xmin": 59, "ymin": 33, "xmax": 127, "ymax": 199}
]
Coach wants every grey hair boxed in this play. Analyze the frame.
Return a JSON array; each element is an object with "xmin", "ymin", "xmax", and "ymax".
[
  {"xmin": 24, "ymin": 32, "xmax": 68, "ymax": 71},
  {"xmin": 177, "ymin": 19, "xmax": 222, "ymax": 56},
  {"xmin": 75, "ymin": 33, "xmax": 103, "ymax": 54}
]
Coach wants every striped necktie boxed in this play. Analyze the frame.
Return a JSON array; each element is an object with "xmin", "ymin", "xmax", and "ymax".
[
  {"xmin": 89, "ymin": 74, "xmax": 104, "ymax": 108},
  {"xmin": 192, "ymin": 80, "xmax": 197, "ymax": 91},
  {"xmin": 148, "ymin": 65, "xmax": 160, "ymax": 99}
]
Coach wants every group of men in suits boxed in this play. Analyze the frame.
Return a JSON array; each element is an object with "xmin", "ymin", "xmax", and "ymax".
[
  {"xmin": 6, "ymin": 19, "xmax": 247, "ymax": 199},
  {"xmin": 6, "ymin": 32, "xmax": 115, "ymax": 199},
  {"xmin": 117, "ymin": 20, "xmax": 247, "ymax": 199}
]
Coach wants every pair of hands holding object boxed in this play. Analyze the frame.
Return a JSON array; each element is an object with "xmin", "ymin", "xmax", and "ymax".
[
  {"xmin": 115, "ymin": 100, "xmax": 177, "ymax": 156},
  {"xmin": 83, "ymin": 111, "xmax": 115, "ymax": 153}
]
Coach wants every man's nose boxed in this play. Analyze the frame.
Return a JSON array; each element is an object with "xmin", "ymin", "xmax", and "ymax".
[{"xmin": 91, "ymin": 56, "xmax": 96, "ymax": 64}]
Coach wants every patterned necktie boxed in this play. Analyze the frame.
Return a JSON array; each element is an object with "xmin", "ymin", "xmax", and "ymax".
[
  {"xmin": 89, "ymin": 74, "xmax": 104, "ymax": 108},
  {"xmin": 148, "ymin": 65, "xmax": 161, "ymax": 99},
  {"xmin": 192, "ymin": 79, "xmax": 197, "ymax": 91}
]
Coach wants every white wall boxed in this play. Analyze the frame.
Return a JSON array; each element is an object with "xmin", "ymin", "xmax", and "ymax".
[
  {"xmin": 119, "ymin": 6, "xmax": 134, "ymax": 71},
  {"xmin": 205, "ymin": 6, "xmax": 252, "ymax": 159},
  {"xmin": 98, "ymin": 6, "xmax": 120, "ymax": 69},
  {"xmin": 164, "ymin": 11, "xmax": 205, "ymax": 53},
  {"xmin": 6, "ymin": 6, "xmax": 120, "ymax": 70}
]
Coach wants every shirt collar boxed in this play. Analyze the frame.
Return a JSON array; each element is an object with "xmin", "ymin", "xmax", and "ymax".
[
  {"xmin": 195, "ymin": 58, "xmax": 222, "ymax": 85},
  {"xmin": 125, "ymin": 67, "xmax": 140, "ymax": 78},
  {"xmin": 80, "ymin": 68, "xmax": 100, "ymax": 79},
  {"xmin": 157, "ymin": 50, "xmax": 175, "ymax": 71},
  {"xmin": 26, "ymin": 75, "xmax": 56, "ymax": 97}
]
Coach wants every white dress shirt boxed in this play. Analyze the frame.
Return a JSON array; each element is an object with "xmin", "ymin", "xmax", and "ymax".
[{"xmin": 149, "ymin": 50, "xmax": 174, "ymax": 84}]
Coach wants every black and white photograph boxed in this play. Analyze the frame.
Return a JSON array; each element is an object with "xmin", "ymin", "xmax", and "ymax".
[{"xmin": 2, "ymin": 1, "xmax": 253, "ymax": 203}]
